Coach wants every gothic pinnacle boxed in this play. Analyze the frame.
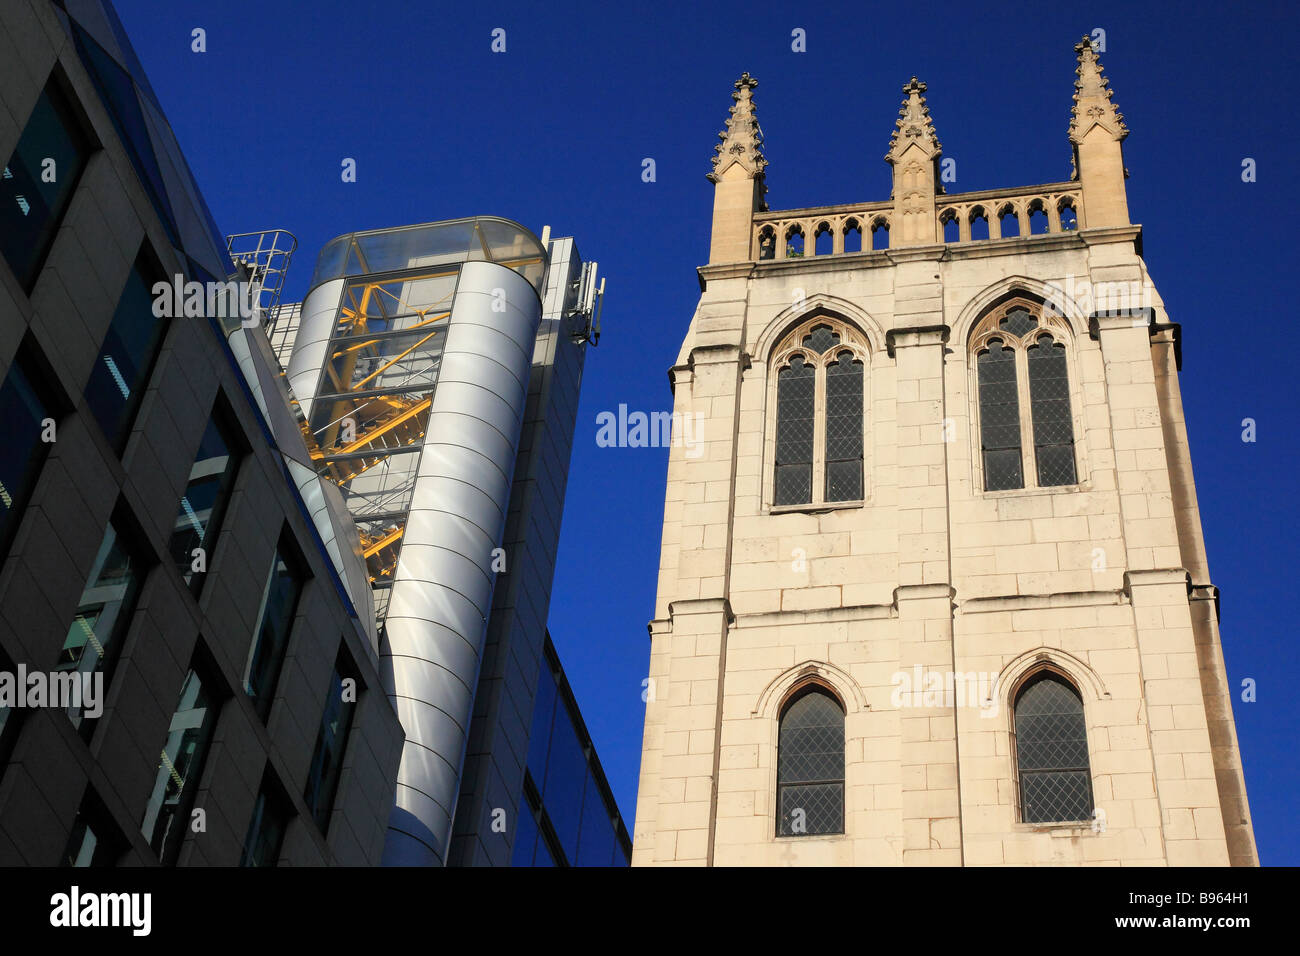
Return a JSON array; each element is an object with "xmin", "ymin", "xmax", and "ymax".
[
  {"xmin": 1069, "ymin": 36, "xmax": 1127, "ymax": 143},
  {"xmin": 886, "ymin": 76, "xmax": 942, "ymax": 164},
  {"xmin": 709, "ymin": 71, "xmax": 768, "ymax": 188}
]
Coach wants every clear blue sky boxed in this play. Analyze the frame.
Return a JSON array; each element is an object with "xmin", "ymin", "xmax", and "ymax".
[{"xmin": 113, "ymin": 0, "xmax": 1298, "ymax": 864}]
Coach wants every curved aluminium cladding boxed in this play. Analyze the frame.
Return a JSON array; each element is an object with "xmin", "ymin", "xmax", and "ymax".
[
  {"xmin": 285, "ymin": 277, "xmax": 346, "ymax": 423},
  {"xmin": 381, "ymin": 260, "xmax": 542, "ymax": 866}
]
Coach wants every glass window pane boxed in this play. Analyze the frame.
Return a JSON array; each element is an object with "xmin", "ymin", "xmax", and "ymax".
[
  {"xmin": 526, "ymin": 667, "xmax": 557, "ymax": 786},
  {"xmin": 240, "ymin": 781, "xmax": 290, "ymax": 867},
  {"xmin": 977, "ymin": 342, "xmax": 1023, "ymax": 491},
  {"xmin": 824, "ymin": 353, "xmax": 863, "ymax": 502},
  {"xmin": 63, "ymin": 814, "xmax": 103, "ymax": 867},
  {"xmin": 801, "ymin": 325, "xmax": 840, "ymax": 355},
  {"xmin": 0, "ymin": 351, "xmax": 54, "ymax": 556},
  {"xmin": 511, "ymin": 796, "xmax": 539, "ymax": 867},
  {"xmin": 776, "ymin": 688, "xmax": 844, "ymax": 836},
  {"xmin": 540, "ymin": 700, "xmax": 586, "ymax": 863},
  {"xmin": 57, "ymin": 518, "xmax": 142, "ymax": 729},
  {"xmin": 999, "ymin": 309, "xmax": 1038, "ymax": 338},
  {"xmin": 141, "ymin": 664, "xmax": 220, "ymax": 863},
  {"xmin": 1015, "ymin": 673, "xmax": 1093, "ymax": 823},
  {"xmin": 774, "ymin": 356, "xmax": 815, "ymax": 505},
  {"xmin": 532, "ymin": 831, "xmax": 556, "ymax": 867},
  {"xmin": 611, "ymin": 836, "xmax": 630, "ymax": 866},
  {"xmin": 243, "ymin": 537, "xmax": 304, "ymax": 721},
  {"xmin": 0, "ymin": 83, "xmax": 90, "ymax": 291},
  {"xmin": 303, "ymin": 656, "xmax": 357, "ymax": 832},
  {"xmin": 169, "ymin": 409, "xmax": 239, "ymax": 588},
  {"xmin": 62, "ymin": 794, "xmax": 121, "ymax": 867},
  {"xmin": 576, "ymin": 772, "xmax": 616, "ymax": 866},
  {"xmin": 83, "ymin": 251, "xmax": 169, "ymax": 450},
  {"xmin": 1027, "ymin": 338, "xmax": 1077, "ymax": 487}
]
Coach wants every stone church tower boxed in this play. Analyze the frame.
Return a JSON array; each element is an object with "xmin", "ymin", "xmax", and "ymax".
[{"xmin": 632, "ymin": 40, "xmax": 1257, "ymax": 866}]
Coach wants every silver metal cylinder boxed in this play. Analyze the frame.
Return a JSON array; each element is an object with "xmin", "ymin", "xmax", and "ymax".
[{"xmin": 380, "ymin": 261, "xmax": 541, "ymax": 865}]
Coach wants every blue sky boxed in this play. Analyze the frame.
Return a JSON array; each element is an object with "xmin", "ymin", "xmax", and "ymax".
[{"xmin": 113, "ymin": 0, "xmax": 1299, "ymax": 864}]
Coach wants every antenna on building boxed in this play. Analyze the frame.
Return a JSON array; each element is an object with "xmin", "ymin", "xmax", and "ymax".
[
  {"xmin": 540, "ymin": 224, "xmax": 551, "ymax": 249},
  {"xmin": 570, "ymin": 260, "xmax": 604, "ymax": 346}
]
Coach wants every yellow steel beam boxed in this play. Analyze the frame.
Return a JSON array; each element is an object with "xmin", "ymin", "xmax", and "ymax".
[
  {"xmin": 352, "ymin": 330, "xmax": 440, "ymax": 390},
  {"xmin": 332, "ymin": 395, "xmax": 431, "ymax": 456},
  {"xmin": 361, "ymin": 524, "xmax": 405, "ymax": 559}
]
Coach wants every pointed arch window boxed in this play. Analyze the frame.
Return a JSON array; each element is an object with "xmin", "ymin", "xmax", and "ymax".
[
  {"xmin": 971, "ymin": 298, "xmax": 1079, "ymax": 492},
  {"xmin": 771, "ymin": 317, "xmax": 868, "ymax": 507},
  {"xmin": 1013, "ymin": 671, "xmax": 1094, "ymax": 823},
  {"xmin": 776, "ymin": 685, "xmax": 844, "ymax": 837},
  {"xmin": 774, "ymin": 356, "xmax": 815, "ymax": 505}
]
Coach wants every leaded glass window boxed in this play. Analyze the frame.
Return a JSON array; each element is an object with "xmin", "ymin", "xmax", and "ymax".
[
  {"xmin": 774, "ymin": 356, "xmax": 815, "ymax": 505},
  {"xmin": 802, "ymin": 324, "xmax": 840, "ymax": 355},
  {"xmin": 777, "ymin": 686, "xmax": 844, "ymax": 837},
  {"xmin": 771, "ymin": 316, "xmax": 869, "ymax": 508},
  {"xmin": 1014, "ymin": 672, "xmax": 1093, "ymax": 824},
  {"xmin": 1027, "ymin": 335, "xmax": 1077, "ymax": 486},
  {"xmin": 824, "ymin": 353, "xmax": 863, "ymax": 502},
  {"xmin": 977, "ymin": 342, "xmax": 1023, "ymax": 491},
  {"xmin": 970, "ymin": 297, "xmax": 1079, "ymax": 492},
  {"xmin": 999, "ymin": 309, "xmax": 1037, "ymax": 338}
]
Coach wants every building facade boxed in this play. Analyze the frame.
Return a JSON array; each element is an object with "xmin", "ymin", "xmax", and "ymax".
[
  {"xmin": 633, "ymin": 43, "xmax": 1257, "ymax": 866},
  {"xmin": 0, "ymin": 0, "xmax": 403, "ymax": 866},
  {"xmin": 277, "ymin": 220, "xmax": 618, "ymax": 865},
  {"xmin": 514, "ymin": 632, "xmax": 632, "ymax": 866}
]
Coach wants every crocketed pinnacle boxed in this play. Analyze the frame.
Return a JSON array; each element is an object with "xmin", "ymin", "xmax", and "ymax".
[
  {"xmin": 709, "ymin": 72, "xmax": 768, "ymax": 189},
  {"xmin": 886, "ymin": 76, "xmax": 942, "ymax": 164},
  {"xmin": 1069, "ymin": 36, "xmax": 1128, "ymax": 143}
]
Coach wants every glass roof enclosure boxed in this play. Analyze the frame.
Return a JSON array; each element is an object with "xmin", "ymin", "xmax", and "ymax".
[
  {"xmin": 302, "ymin": 216, "xmax": 546, "ymax": 602},
  {"xmin": 309, "ymin": 217, "xmax": 548, "ymax": 296}
]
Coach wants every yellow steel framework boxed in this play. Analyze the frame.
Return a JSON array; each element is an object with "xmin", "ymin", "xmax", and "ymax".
[{"xmin": 304, "ymin": 268, "xmax": 457, "ymax": 584}]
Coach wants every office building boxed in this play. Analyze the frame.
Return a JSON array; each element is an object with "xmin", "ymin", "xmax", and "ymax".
[
  {"xmin": 515, "ymin": 632, "xmax": 631, "ymax": 866},
  {"xmin": 277, "ymin": 217, "xmax": 622, "ymax": 866},
  {"xmin": 0, "ymin": 0, "xmax": 403, "ymax": 866}
]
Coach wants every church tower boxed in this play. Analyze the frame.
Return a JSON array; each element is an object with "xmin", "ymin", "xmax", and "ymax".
[{"xmin": 632, "ymin": 40, "xmax": 1257, "ymax": 866}]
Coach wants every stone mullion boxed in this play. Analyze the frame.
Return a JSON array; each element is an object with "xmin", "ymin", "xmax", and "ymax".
[
  {"xmin": 1048, "ymin": 198, "xmax": 1063, "ymax": 233},
  {"xmin": 812, "ymin": 359, "xmax": 827, "ymax": 504},
  {"xmin": 1016, "ymin": 345, "xmax": 1038, "ymax": 489}
]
